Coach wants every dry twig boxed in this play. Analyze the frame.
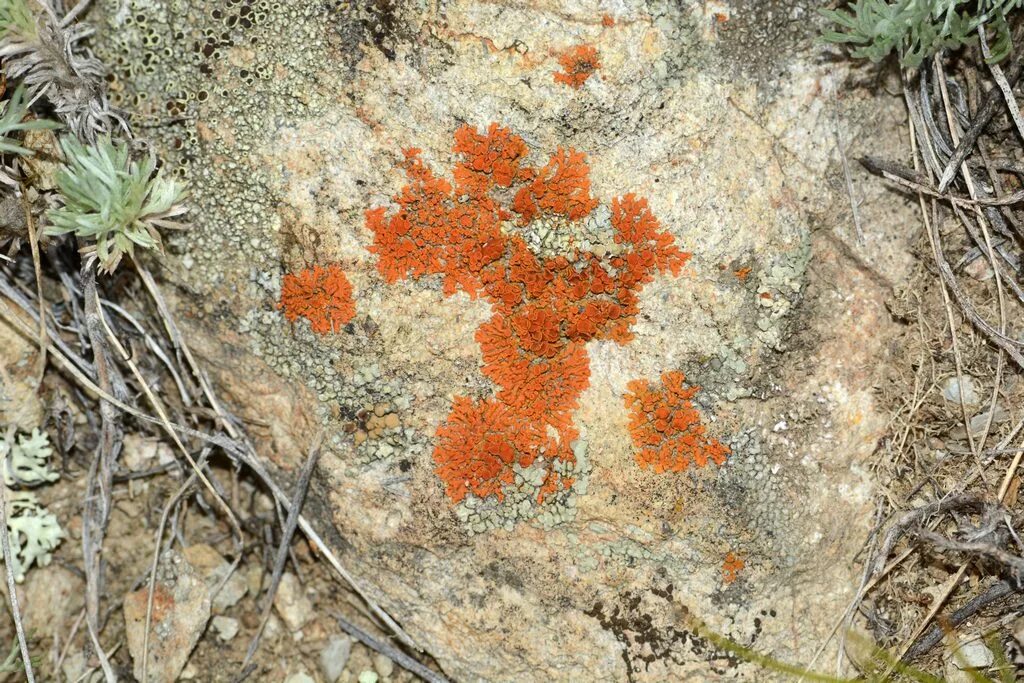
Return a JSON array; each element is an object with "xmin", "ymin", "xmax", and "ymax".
[{"xmin": 238, "ymin": 435, "xmax": 323, "ymax": 677}]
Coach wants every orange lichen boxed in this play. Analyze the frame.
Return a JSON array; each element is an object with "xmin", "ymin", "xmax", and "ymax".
[
  {"xmin": 279, "ymin": 264, "xmax": 356, "ymax": 335},
  {"xmin": 432, "ymin": 398, "xmax": 539, "ymax": 503},
  {"xmin": 367, "ymin": 123, "xmax": 689, "ymax": 503},
  {"xmin": 601, "ymin": 14, "xmax": 615, "ymax": 27},
  {"xmin": 554, "ymin": 45, "xmax": 601, "ymax": 89},
  {"xmin": 722, "ymin": 552, "xmax": 745, "ymax": 584},
  {"xmin": 624, "ymin": 370, "xmax": 730, "ymax": 474},
  {"xmin": 734, "ymin": 266, "xmax": 752, "ymax": 281},
  {"xmin": 512, "ymin": 148, "xmax": 599, "ymax": 223}
]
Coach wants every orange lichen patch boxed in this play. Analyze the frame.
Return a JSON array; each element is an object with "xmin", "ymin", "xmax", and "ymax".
[
  {"xmin": 601, "ymin": 14, "xmax": 615, "ymax": 27},
  {"xmin": 453, "ymin": 122, "xmax": 530, "ymax": 192},
  {"xmin": 624, "ymin": 370, "xmax": 730, "ymax": 474},
  {"xmin": 434, "ymin": 398, "xmax": 534, "ymax": 503},
  {"xmin": 513, "ymin": 148, "xmax": 599, "ymax": 223},
  {"xmin": 367, "ymin": 123, "xmax": 687, "ymax": 504},
  {"xmin": 734, "ymin": 266, "xmax": 752, "ymax": 281},
  {"xmin": 147, "ymin": 584, "xmax": 175, "ymax": 624},
  {"xmin": 279, "ymin": 264, "xmax": 356, "ymax": 335},
  {"xmin": 554, "ymin": 45, "xmax": 601, "ymax": 89},
  {"xmin": 722, "ymin": 551, "xmax": 745, "ymax": 584},
  {"xmin": 510, "ymin": 306, "xmax": 563, "ymax": 358}
]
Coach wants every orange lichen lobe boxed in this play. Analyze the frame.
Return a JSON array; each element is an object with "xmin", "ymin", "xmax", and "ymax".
[
  {"xmin": 279, "ymin": 264, "xmax": 356, "ymax": 335},
  {"xmin": 734, "ymin": 266, "xmax": 752, "ymax": 281},
  {"xmin": 513, "ymin": 147, "xmax": 599, "ymax": 224},
  {"xmin": 554, "ymin": 45, "xmax": 601, "ymax": 89},
  {"xmin": 453, "ymin": 122, "xmax": 529, "ymax": 191},
  {"xmin": 367, "ymin": 123, "xmax": 686, "ymax": 504},
  {"xmin": 433, "ymin": 398, "xmax": 530, "ymax": 503},
  {"xmin": 601, "ymin": 14, "xmax": 615, "ymax": 27},
  {"xmin": 722, "ymin": 551, "xmax": 745, "ymax": 584},
  {"xmin": 624, "ymin": 370, "xmax": 730, "ymax": 474}
]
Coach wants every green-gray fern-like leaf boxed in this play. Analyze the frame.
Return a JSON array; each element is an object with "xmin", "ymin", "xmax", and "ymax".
[{"xmin": 46, "ymin": 135, "xmax": 188, "ymax": 273}]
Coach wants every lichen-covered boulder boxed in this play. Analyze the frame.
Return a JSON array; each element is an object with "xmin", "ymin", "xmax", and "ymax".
[{"xmin": 95, "ymin": 1, "xmax": 901, "ymax": 679}]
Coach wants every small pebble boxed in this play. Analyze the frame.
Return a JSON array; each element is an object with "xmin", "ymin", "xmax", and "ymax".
[
  {"xmin": 949, "ymin": 638, "xmax": 994, "ymax": 669},
  {"xmin": 358, "ymin": 671, "xmax": 379, "ymax": 683},
  {"xmin": 212, "ymin": 615, "xmax": 239, "ymax": 642},
  {"xmin": 264, "ymin": 613, "xmax": 283, "ymax": 640},
  {"xmin": 273, "ymin": 572, "xmax": 314, "ymax": 631},
  {"xmin": 941, "ymin": 376, "xmax": 980, "ymax": 406},
  {"xmin": 373, "ymin": 653, "xmax": 395, "ymax": 679},
  {"xmin": 320, "ymin": 635, "xmax": 353, "ymax": 683}
]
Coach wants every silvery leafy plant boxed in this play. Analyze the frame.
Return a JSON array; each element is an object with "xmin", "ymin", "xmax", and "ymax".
[
  {"xmin": 0, "ymin": 0, "xmax": 125, "ymax": 139},
  {"xmin": 46, "ymin": 134, "xmax": 187, "ymax": 273}
]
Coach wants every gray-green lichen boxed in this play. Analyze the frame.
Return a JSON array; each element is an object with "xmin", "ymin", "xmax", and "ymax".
[
  {"xmin": 242, "ymin": 303, "xmax": 429, "ymax": 469},
  {"xmin": 93, "ymin": 0, "xmax": 395, "ymax": 284},
  {"xmin": 455, "ymin": 438, "xmax": 592, "ymax": 534},
  {"xmin": 506, "ymin": 205, "xmax": 624, "ymax": 262},
  {"xmin": 0, "ymin": 428, "xmax": 64, "ymax": 582},
  {"xmin": 754, "ymin": 238, "xmax": 812, "ymax": 351},
  {"xmin": 714, "ymin": 428, "xmax": 801, "ymax": 566}
]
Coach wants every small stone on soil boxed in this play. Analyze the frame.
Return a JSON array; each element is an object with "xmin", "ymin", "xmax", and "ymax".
[
  {"xmin": 373, "ymin": 653, "xmax": 395, "ymax": 678},
  {"xmin": 320, "ymin": 634, "xmax": 354, "ymax": 682},
  {"xmin": 212, "ymin": 615, "xmax": 239, "ymax": 641},
  {"xmin": 273, "ymin": 572, "xmax": 314, "ymax": 631},
  {"xmin": 123, "ymin": 549, "xmax": 212, "ymax": 683}
]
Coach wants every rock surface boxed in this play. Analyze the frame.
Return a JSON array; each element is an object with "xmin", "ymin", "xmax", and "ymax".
[
  {"xmin": 0, "ymin": 305, "xmax": 43, "ymax": 429},
  {"xmin": 182, "ymin": 542, "xmax": 248, "ymax": 612},
  {"xmin": 94, "ymin": 0, "xmax": 914, "ymax": 679},
  {"xmin": 123, "ymin": 550, "xmax": 212, "ymax": 683}
]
